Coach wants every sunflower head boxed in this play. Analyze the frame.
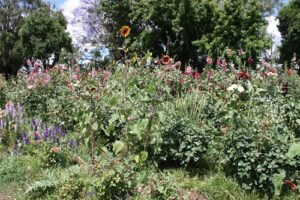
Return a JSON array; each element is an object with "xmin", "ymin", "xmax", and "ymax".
[{"xmin": 120, "ymin": 26, "xmax": 131, "ymax": 37}]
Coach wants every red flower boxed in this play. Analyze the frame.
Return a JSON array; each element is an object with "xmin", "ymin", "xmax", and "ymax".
[
  {"xmin": 247, "ymin": 57, "xmax": 254, "ymax": 65},
  {"xmin": 180, "ymin": 77, "xmax": 185, "ymax": 84},
  {"xmin": 238, "ymin": 70, "xmax": 251, "ymax": 80},
  {"xmin": 193, "ymin": 71, "xmax": 200, "ymax": 79},
  {"xmin": 162, "ymin": 55, "xmax": 170, "ymax": 65},
  {"xmin": 286, "ymin": 68, "xmax": 292, "ymax": 76},
  {"xmin": 284, "ymin": 179, "xmax": 298, "ymax": 191}
]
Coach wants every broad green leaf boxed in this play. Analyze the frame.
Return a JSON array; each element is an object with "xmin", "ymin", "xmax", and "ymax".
[
  {"xmin": 131, "ymin": 119, "xmax": 149, "ymax": 140},
  {"xmin": 134, "ymin": 151, "xmax": 148, "ymax": 164},
  {"xmin": 296, "ymin": 119, "xmax": 300, "ymax": 125},
  {"xmin": 273, "ymin": 171, "xmax": 286, "ymax": 196},
  {"xmin": 286, "ymin": 143, "xmax": 300, "ymax": 159},
  {"xmin": 113, "ymin": 140, "xmax": 125, "ymax": 155},
  {"xmin": 92, "ymin": 122, "xmax": 98, "ymax": 131},
  {"xmin": 109, "ymin": 113, "xmax": 119, "ymax": 125},
  {"xmin": 158, "ymin": 111, "xmax": 166, "ymax": 123}
]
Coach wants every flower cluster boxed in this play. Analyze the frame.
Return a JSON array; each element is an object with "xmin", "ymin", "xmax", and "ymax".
[
  {"xmin": 18, "ymin": 119, "xmax": 79, "ymax": 149},
  {"xmin": 283, "ymin": 179, "xmax": 297, "ymax": 191}
]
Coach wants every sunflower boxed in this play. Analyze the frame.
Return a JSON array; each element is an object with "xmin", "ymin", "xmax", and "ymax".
[{"xmin": 120, "ymin": 26, "xmax": 131, "ymax": 37}]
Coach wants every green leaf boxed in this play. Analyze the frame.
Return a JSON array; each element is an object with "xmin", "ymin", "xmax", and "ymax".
[
  {"xmin": 109, "ymin": 113, "xmax": 119, "ymax": 125},
  {"xmin": 92, "ymin": 122, "xmax": 98, "ymax": 131},
  {"xmin": 273, "ymin": 171, "xmax": 286, "ymax": 196},
  {"xmin": 286, "ymin": 143, "xmax": 300, "ymax": 159},
  {"xmin": 113, "ymin": 140, "xmax": 125, "ymax": 155},
  {"xmin": 158, "ymin": 111, "xmax": 166, "ymax": 123},
  {"xmin": 134, "ymin": 151, "xmax": 148, "ymax": 164},
  {"xmin": 131, "ymin": 119, "xmax": 149, "ymax": 140},
  {"xmin": 296, "ymin": 119, "xmax": 300, "ymax": 125}
]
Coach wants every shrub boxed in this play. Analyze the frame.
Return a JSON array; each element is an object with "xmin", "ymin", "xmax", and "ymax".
[
  {"xmin": 155, "ymin": 116, "xmax": 211, "ymax": 166},
  {"xmin": 224, "ymin": 133, "xmax": 300, "ymax": 196},
  {"xmin": 93, "ymin": 154, "xmax": 138, "ymax": 199}
]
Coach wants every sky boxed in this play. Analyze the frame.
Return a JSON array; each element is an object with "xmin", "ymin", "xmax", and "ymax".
[{"xmin": 48, "ymin": 0, "xmax": 286, "ymax": 47}]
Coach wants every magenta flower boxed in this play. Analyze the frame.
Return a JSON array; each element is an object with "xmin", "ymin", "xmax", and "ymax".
[{"xmin": 206, "ymin": 56, "xmax": 213, "ymax": 65}]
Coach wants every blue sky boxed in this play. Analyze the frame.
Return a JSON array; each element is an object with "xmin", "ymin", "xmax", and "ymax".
[{"xmin": 47, "ymin": 0, "xmax": 65, "ymax": 8}]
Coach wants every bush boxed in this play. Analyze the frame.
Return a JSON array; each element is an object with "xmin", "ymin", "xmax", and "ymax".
[
  {"xmin": 155, "ymin": 116, "xmax": 211, "ymax": 166},
  {"xmin": 93, "ymin": 154, "xmax": 138, "ymax": 199},
  {"xmin": 0, "ymin": 155, "xmax": 41, "ymax": 184},
  {"xmin": 224, "ymin": 133, "xmax": 300, "ymax": 196}
]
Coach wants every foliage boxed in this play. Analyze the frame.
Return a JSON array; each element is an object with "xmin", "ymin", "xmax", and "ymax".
[
  {"xmin": 26, "ymin": 165, "xmax": 84, "ymax": 199},
  {"xmin": 0, "ymin": 0, "xmax": 49, "ymax": 76},
  {"xmin": 155, "ymin": 116, "xmax": 211, "ymax": 166},
  {"xmin": 224, "ymin": 132, "xmax": 300, "ymax": 196},
  {"xmin": 278, "ymin": 0, "xmax": 300, "ymax": 64},
  {"xmin": 200, "ymin": 174, "xmax": 265, "ymax": 200},
  {"xmin": 18, "ymin": 7, "xmax": 73, "ymax": 67},
  {"xmin": 0, "ymin": 155, "xmax": 41, "ymax": 184},
  {"xmin": 78, "ymin": 0, "xmax": 270, "ymax": 67}
]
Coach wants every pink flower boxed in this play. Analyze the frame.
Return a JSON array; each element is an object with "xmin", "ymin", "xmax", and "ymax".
[
  {"xmin": 238, "ymin": 49, "xmax": 245, "ymax": 56},
  {"xmin": 194, "ymin": 71, "xmax": 200, "ymax": 79},
  {"xmin": 43, "ymin": 74, "xmax": 51, "ymax": 85},
  {"xmin": 216, "ymin": 58, "xmax": 222, "ymax": 66},
  {"xmin": 88, "ymin": 69, "xmax": 97, "ymax": 77},
  {"xmin": 247, "ymin": 57, "xmax": 254, "ymax": 65},
  {"xmin": 284, "ymin": 179, "xmax": 298, "ymax": 191},
  {"xmin": 103, "ymin": 70, "xmax": 110, "ymax": 80},
  {"xmin": 180, "ymin": 77, "xmax": 185, "ymax": 84},
  {"xmin": 52, "ymin": 146, "xmax": 60, "ymax": 153},
  {"xmin": 27, "ymin": 59, "xmax": 32, "ymax": 66},
  {"xmin": 206, "ymin": 56, "xmax": 213, "ymax": 65},
  {"xmin": 34, "ymin": 62, "xmax": 39, "ymax": 68},
  {"xmin": 184, "ymin": 66, "xmax": 192, "ymax": 75}
]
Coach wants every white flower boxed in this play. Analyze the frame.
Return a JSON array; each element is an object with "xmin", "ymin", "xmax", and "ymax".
[
  {"xmin": 227, "ymin": 84, "xmax": 238, "ymax": 91},
  {"xmin": 228, "ymin": 84, "xmax": 245, "ymax": 93},
  {"xmin": 237, "ymin": 85, "xmax": 245, "ymax": 93}
]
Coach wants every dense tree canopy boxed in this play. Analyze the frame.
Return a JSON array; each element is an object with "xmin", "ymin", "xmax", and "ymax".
[
  {"xmin": 278, "ymin": 0, "xmax": 300, "ymax": 64},
  {"xmin": 76, "ymin": 0, "xmax": 271, "ymax": 68},
  {"xmin": 0, "ymin": 0, "xmax": 72, "ymax": 76},
  {"xmin": 18, "ymin": 7, "xmax": 73, "ymax": 67}
]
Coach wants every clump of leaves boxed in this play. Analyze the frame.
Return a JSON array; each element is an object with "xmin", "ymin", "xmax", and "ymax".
[
  {"xmin": 155, "ymin": 116, "xmax": 211, "ymax": 166},
  {"xmin": 224, "ymin": 132, "xmax": 300, "ymax": 197}
]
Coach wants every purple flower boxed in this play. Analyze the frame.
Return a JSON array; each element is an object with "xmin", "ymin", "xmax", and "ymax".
[
  {"xmin": 40, "ymin": 121, "xmax": 44, "ymax": 130},
  {"xmin": 68, "ymin": 139, "xmax": 74, "ymax": 147},
  {"xmin": 61, "ymin": 130, "xmax": 67, "ymax": 137},
  {"xmin": 34, "ymin": 132, "xmax": 41, "ymax": 141},
  {"xmin": 20, "ymin": 132, "xmax": 27, "ymax": 141},
  {"xmin": 32, "ymin": 119, "xmax": 37, "ymax": 131},
  {"xmin": 25, "ymin": 138, "xmax": 30, "ymax": 145},
  {"xmin": 44, "ymin": 130, "xmax": 49, "ymax": 140}
]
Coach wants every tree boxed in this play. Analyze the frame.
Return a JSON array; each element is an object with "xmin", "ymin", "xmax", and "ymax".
[
  {"xmin": 194, "ymin": 0, "xmax": 270, "ymax": 65},
  {"xmin": 76, "ymin": 0, "xmax": 270, "ymax": 68},
  {"xmin": 0, "ymin": 0, "xmax": 50, "ymax": 76},
  {"xmin": 278, "ymin": 0, "xmax": 300, "ymax": 64},
  {"xmin": 18, "ymin": 7, "xmax": 73, "ymax": 67}
]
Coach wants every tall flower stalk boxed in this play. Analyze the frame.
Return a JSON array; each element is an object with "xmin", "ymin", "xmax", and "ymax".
[{"xmin": 120, "ymin": 25, "xmax": 131, "ymax": 151}]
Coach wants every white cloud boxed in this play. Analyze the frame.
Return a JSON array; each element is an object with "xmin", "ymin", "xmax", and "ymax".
[
  {"xmin": 61, "ymin": 0, "xmax": 83, "ymax": 45},
  {"xmin": 266, "ymin": 16, "xmax": 281, "ymax": 44}
]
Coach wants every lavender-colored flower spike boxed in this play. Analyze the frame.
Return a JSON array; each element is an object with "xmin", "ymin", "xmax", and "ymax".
[
  {"xmin": 34, "ymin": 132, "xmax": 41, "ymax": 141},
  {"xmin": 25, "ymin": 138, "xmax": 30, "ymax": 145},
  {"xmin": 68, "ymin": 139, "xmax": 74, "ymax": 147},
  {"xmin": 5, "ymin": 103, "xmax": 9, "ymax": 115}
]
